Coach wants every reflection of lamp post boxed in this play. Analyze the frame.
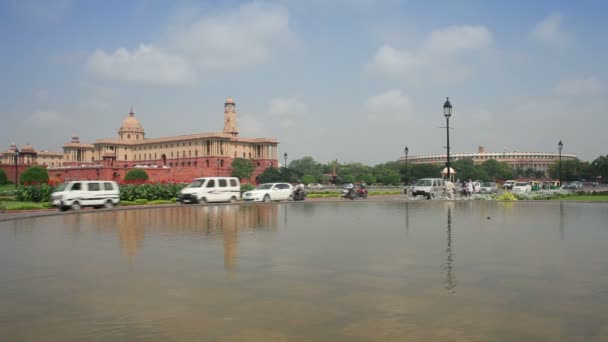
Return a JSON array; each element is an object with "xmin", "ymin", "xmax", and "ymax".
[
  {"xmin": 283, "ymin": 152, "xmax": 288, "ymax": 169},
  {"xmin": 13, "ymin": 148, "xmax": 20, "ymax": 190},
  {"xmin": 443, "ymin": 98, "xmax": 453, "ymax": 180},
  {"xmin": 404, "ymin": 146, "xmax": 409, "ymax": 181},
  {"xmin": 443, "ymin": 205, "xmax": 456, "ymax": 293},
  {"xmin": 216, "ymin": 158, "xmax": 221, "ymax": 176},
  {"xmin": 558, "ymin": 140, "xmax": 563, "ymax": 186}
]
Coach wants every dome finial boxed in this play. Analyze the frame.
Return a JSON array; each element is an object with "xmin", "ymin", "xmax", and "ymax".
[{"xmin": 129, "ymin": 107, "xmax": 134, "ymax": 116}]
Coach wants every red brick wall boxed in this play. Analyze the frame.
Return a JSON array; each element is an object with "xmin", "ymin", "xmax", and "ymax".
[
  {"xmin": 0, "ymin": 164, "xmax": 46, "ymax": 184},
  {"xmin": 45, "ymin": 158, "xmax": 277, "ymax": 184}
]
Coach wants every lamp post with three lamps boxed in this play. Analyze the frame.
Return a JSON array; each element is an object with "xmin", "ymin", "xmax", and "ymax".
[
  {"xmin": 558, "ymin": 140, "xmax": 563, "ymax": 187},
  {"xmin": 13, "ymin": 148, "xmax": 20, "ymax": 190}
]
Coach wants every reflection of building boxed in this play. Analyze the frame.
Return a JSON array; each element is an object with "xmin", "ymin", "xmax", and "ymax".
[
  {"xmin": 404, "ymin": 145, "xmax": 578, "ymax": 176},
  {"xmin": 84, "ymin": 205, "xmax": 278, "ymax": 267},
  {"xmin": 0, "ymin": 98, "xmax": 279, "ymax": 183}
]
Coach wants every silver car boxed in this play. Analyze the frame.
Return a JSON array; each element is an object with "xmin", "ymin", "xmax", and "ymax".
[{"xmin": 480, "ymin": 182, "xmax": 498, "ymax": 194}]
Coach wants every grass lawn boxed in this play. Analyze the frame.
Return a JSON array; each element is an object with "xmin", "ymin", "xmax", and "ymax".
[
  {"xmin": 563, "ymin": 195, "xmax": 608, "ymax": 202},
  {"xmin": 1, "ymin": 201, "xmax": 52, "ymax": 211},
  {"xmin": 0, "ymin": 184, "xmax": 15, "ymax": 193}
]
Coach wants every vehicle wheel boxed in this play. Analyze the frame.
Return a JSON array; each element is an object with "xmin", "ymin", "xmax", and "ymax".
[
  {"xmin": 263, "ymin": 195, "xmax": 271, "ymax": 203},
  {"xmin": 200, "ymin": 197, "xmax": 207, "ymax": 204},
  {"xmin": 59, "ymin": 206, "xmax": 68, "ymax": 212},
  {"xmin": 288, "ymin": 194, "xmax": 294, "ymax": 201},
  {"xmin": 104, "ymin": 200, "xmax": 114, "ymax": 209},
  {"xmin": 229, "ymin": 196, "xmax": 237, "ymax": 203},
  {"xmin": 363, "ymin": 193, "xmax": 368, "ymax": 199},
  {"xmin": 71, "ymin": 201, "xmax": 81, "ymax": 211}
]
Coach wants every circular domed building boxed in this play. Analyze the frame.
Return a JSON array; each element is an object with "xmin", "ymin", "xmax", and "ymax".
[{"xmin": 118, "ymin": 108, "xmax": 145, "ymax": 141}]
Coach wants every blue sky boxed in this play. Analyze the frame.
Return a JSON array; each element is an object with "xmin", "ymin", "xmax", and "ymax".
[{"xmin": 1, "ymin": 0, "xmax": 607, "ymax": 163}]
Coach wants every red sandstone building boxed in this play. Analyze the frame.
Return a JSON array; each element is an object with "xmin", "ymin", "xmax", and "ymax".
[{"xmin": 1, "ymin": 98, "xmax": 279, "ymax": 183}]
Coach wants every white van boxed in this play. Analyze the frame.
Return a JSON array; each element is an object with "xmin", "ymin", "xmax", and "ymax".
[
  {"xmin": 178, "ymin": 177, "xmax": 241, "ymax": 204},
  {"xmin": 51, "ymin": 181, "xmax": 120, "ymax": 211},
  {"xmin": 412, "ymin": 178, "xmax": 446, "ymax": 199}
]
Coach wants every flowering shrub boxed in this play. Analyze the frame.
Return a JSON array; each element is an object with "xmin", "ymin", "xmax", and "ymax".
[
  {"xmin": 493, "ymin": 192, "xmax": 518, "ymax": 201},
  {"xmin": 119, "ymin": 183, "xmax": 186, "ymax": 201},
  {"xmin": 15, "ymin": 184, "xmax": 55, "ymax": 202},
  {"xmin": 512, "ymin": 189, "xmax": 569, "ymax": 200}
]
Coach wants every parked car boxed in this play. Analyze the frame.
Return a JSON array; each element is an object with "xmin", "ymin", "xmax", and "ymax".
[
  {"xmin": 480, "ymin": 182, "xmax": 498, "ymax": 194},
  {"xmin": 242, "ymin": 183, "xmax": 294, "ymax": 202},
  {"xmin": 178, "ymin": 177, "xmax": 240, "ymax": 204},
  {"xmin": 503, "ymin": 180, "xmax": 516, "ymax": 190},
  {"xmin": 563, "ymin": 181, "xmax": 584, "ymax": 190},
  {"xmin": 51, "ymin": 180, "xmax": 120, "ymax": 211},
  {"xmin": 512, "ymin": 182, "xmax": 532, "ymax": 193},
  {"xmin": 412, "ymin": 178, "xmax": 445, "ymax": 199},
  {"xmin": 307, "ymin": 183, "xmax": 325, "ymax": 190}
]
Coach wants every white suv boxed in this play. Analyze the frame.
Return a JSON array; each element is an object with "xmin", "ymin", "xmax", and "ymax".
[
  {"xmin": 242, "ymin": 183, "xmax": 293, "ymax": 202},
  {"xmin": 51, "ymin": 181, "xmax": 120, "ymax": 211},
  {"xmin": 412, "ymin": 178, "xmax": 445, "ymax": 199}
]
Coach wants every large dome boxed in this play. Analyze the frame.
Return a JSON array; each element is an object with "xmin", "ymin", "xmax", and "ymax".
[{"xmin": 119, "ymin": 109, "xmax": 144, "ymax": 134}]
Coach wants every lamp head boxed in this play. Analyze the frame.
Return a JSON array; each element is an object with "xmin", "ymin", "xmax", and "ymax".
[
  {"xmin": 558, "ymin": 140, "xmax": 563, "ymax": 150},
  {"xmin": 443, "ymin": 97, "xmax": 452, "ymax": 118},
  {"xmin": 404, "ymin": 146, "xmax": 409, "ymax": 155}
]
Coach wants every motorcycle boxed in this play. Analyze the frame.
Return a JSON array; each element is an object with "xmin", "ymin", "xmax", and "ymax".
[
  {"xmin": 356, "ymin": 187, "xmax": 368, "ymax": 199},
  {"xmin": 293, "ymin": 187, "xmax": 307, "ymax": 201},
  {"xmin": 341, "ymin": 188, "xmax": 357, "ymax": 200}
]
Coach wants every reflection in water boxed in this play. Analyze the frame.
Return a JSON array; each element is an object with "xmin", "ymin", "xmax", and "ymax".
[
  {"xmin": 82, "ymin": 205, "xmax": 279, "ymax": 268},
  {"xmin": 559, "ymin": 201, "xmax": 565, "ymax": 240},
  {"xmin": 404, "ymin": 201, "xmax": 410, "ymax": 234},
  {"xmin": 443, "ymin": 204, "xmax": 457, "ymax": 293}
]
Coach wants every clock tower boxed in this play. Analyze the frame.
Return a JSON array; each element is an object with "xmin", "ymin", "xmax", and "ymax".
[{"xmin": 223, "ymin": 98, "xmax": 238, "ymax": 136}]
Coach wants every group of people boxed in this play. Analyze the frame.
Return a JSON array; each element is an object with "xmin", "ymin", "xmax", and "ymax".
[{"xmin": 441, "ymin": 179, "xmax": 480, "ymax": 199}]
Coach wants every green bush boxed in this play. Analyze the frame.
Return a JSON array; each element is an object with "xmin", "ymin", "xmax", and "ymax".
[
  {"xmin": 240, "ymin": 183, "xmax": 256, "ymax": 193},
  {"xmin": 0, "ymin": 169, "xmax": 8, "ymax": 185},
  {"xmin": 20, "ymin": 166, "xmax": 49, "ymax": 185},
  {"xmin": 124, "ymin": 169, "xmax": 149, "ymax": 182},
  {"xmin": 302, "ymin": 174, "xmax": 316, "ymax": 184},
  {"xmin": 148, "ymin": 199, "xmax": 174, "ymax": 205},
  {"xmin": 119, "ymin": 183, "xmax": 186, "ymax": 201},
  {"xmin": 134, "ymin": 199, "xmax": 149, "ymax": 205},
  {"xmin": 15, "ymin": 184, "xmax": 55, "ymax": 202},
  {"xmin": 494, "ymin": 192, "xmax": 518, "ymax": 201}
]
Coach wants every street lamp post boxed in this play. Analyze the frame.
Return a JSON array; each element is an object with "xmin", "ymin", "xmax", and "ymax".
[
  {"xmin": 283, "ymin": 152, "xmax": 288, "ymax": 169},
  {"xmin": 558, "ymin": 140, "xmax": 563, "ymax": 186},
  {"xmin": 404, "ymin": 146, "xmax": 409, "ymax": 183},
  {"xmin": 13, "ymin": 148, "xmax": 20, "ymax": 190},
  {"xmin": 443, "ymin": 98, "xmax": 453, "ymax": 180},
  {"xmin": 216, "ymin": 158, "xmax": 221, "ymax": 176}
]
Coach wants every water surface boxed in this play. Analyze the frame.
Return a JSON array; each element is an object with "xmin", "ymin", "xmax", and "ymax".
[{"xmin": 1, "ymin": 202, "xmax": 608, "ymax": 341}]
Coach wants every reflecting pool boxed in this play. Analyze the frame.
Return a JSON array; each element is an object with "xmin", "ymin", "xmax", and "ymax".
[{"xmin": 1, "ymin": 202, "xmax": 608, "ymax": 341}]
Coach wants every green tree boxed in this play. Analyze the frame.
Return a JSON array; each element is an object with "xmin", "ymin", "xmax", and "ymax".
[
  {"xmin": 452, "ymin": 158, "xmax": 488, "ymax": 181},
  {"xmin": 360, "ymin": 173, "xmax": 376, "ymax": 184},
  {"xmin": 408, "ymin": 163, "xmax": 442, "ymax": 181},
  {"xmin": 124, "ymin": 169, "xmax": 149, "ymax": 182},
  {"xmin": 257, "ymin": 167, "xmax": 283, "ymax": 183},
  {"xmin": 548, "ymin": 159, "xmax": 590, "ymax": 181},
  {"xmin": 480, "ymin": 159, "xmax": 513, "ymax": 180},
  {"xmin": 591, "ymin": 155, "xmax": 608, "ymax": 183},
  {"xmin": 0, "ymin": 169, "xmax": 8, "ymax": 185},
  {"xmin": 20, "ymin": 166, "xmax": 49, "ymax": 185},
  {"xmin": 302, "ymin": 174, "xmax": 316, "ymax": 184},
  {"xmin": 230, "ymin": 158, "xmax": 255, "ymax": 180},
  {"xmin": 289, "ymin": 157, "xmax": 323, "ymax": 181}
]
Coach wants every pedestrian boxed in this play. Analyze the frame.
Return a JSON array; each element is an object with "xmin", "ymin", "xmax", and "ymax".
[
  {"xmin": 445, "ymin": 179, "xmax": 455, "ymax": 200},
  {"xmin": 466, "ymin": 179, "xmax": 474, "ymax": 196}
]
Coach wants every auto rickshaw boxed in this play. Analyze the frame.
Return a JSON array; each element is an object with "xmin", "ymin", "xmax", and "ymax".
[
  {"xmin": 530, "ymin": 181, "xmax": 541, "ymax": 191},
  {"xmin": 550, "ymin": 181, "xmax": 561, "ymax": 189}
]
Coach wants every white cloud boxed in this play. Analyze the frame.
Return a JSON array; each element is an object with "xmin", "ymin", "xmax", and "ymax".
[
  {"xmin": 88, "ymin": 44, "xmax": 196, "ymax": 86},
  {"xmin": 168, "ymin": 3, "xmax": 292, "ymax": 69},
  {"xmin": 425, "ymin": 25, "xmax": 493, "ymax": 53},
  {"xmin": 555, "ymin": 76, "xmax": 606, "ymax": 95},
  {"xmin": 87, "ymin": 3, "xmax": 291, "ymax": 85},
  {"xmin": 531, "ymin": 12, "xmax": 571, "ymax": 47},
  {"xmin": 23, "ymin": 110, "xmax": 60, "ymax": 125},
  {"xmin": 365, "ymin": 89, "xmax": 413, "ymax": 120},
  {"xmin": 368, "ymin": 25, "xmax": 493, "ymax": 80},
  {"xmin": 268, "ymin": 97, "xmax": 307, "ymax": 116}
]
